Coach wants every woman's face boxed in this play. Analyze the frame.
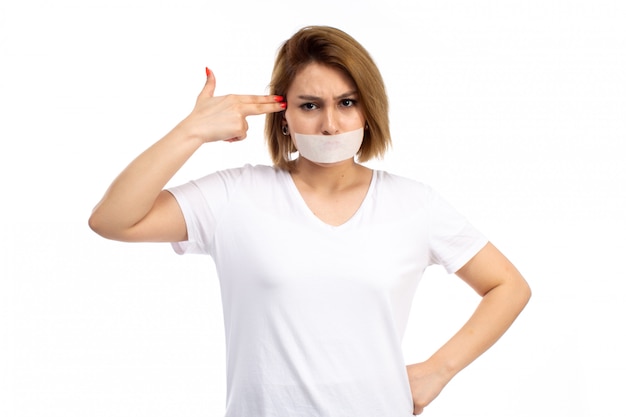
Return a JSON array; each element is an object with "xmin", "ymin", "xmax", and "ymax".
[{"xmin": 283, "ymin": 62, "xmax": 366, "ymax": 137}]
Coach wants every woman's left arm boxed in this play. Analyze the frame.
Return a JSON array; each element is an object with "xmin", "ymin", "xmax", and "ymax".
[{"xmin": 407, "ymin": 242, "xmax": 531, "ymax": 415}]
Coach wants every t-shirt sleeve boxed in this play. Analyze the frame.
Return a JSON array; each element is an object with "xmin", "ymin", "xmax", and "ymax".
[
  {"xmin": 427, "ymin": 188, "xmax": 489, "ymax": 273},
  {"xmin": 166, "ymin": 166, "xmax": 248, "ymax": 255}
]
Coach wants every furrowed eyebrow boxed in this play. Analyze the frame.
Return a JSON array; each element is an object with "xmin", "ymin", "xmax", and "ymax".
[
  {"xmin": 296, "ymin": 95, "xmax": 321, "ymax": 101},
  {"xmin": 296, "ymin": 91, "xmax": 359, "ymax": 101},
  {"xmin": 336, "ymin": 91, "xmax": 359, "ymax": 100}
]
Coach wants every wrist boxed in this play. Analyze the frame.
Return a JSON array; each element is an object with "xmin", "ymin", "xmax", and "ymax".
[
  {"xmin": 171, "ymin": 118, "xmax": 208, "ymax": 148},
  {"xmin": 426, "ymin": 352, "xmax": 460, "ymax": 382}
]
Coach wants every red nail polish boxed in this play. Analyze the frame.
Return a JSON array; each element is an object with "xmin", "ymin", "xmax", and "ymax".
[
  {"xmin": 205, "ymin": 67, "xmax": 211, "ymax": 77},
  {"xmin": 274, "ymin": 95, "xmax": 284, "ymax": 102},
  {"xmin": 280, "ymin": 102, "xmax": 287, "ymax": 109}
]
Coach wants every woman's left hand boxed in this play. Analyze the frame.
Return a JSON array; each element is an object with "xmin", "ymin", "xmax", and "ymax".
[{"xmin": 406, "ymin": 361, "xmax": 450, "ymax": 415}]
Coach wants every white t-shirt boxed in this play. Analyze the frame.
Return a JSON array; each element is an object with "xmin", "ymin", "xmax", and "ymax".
[{"xmin": 168, "ymin": 164, "xmax": 487, "ymax": 417}]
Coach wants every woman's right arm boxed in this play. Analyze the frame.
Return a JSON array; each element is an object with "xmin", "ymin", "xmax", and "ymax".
[{"xmin": 88, "ymin": 69, "xmax": 285, "ymax": 243}]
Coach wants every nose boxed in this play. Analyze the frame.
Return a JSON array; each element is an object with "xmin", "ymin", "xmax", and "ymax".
[{"xmin": 321, "ymin": 107, "xmax": 340, "ymax": 135}]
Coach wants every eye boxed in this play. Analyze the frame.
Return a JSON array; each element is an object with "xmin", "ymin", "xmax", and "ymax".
[
  {"xmin": 300, "ymin": 102, "xmax": 318, "ymax": 111},
  {"xmin": 340, "ymin": 99, "xmax": 357, "ymax": 107}
]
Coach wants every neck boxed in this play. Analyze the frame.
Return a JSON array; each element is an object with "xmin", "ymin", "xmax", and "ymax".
[{"xmin": 291, "ymin": 157, "xmax": 368, "ymax": 192}]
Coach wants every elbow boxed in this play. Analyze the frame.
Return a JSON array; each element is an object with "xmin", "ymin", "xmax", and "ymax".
[
  {"xmin": 490, "ymin": 271, "xmax": 532, "ymax": 311},
  {"xmin": 88, "ymin": 209, "xmax": 124, "ymax": 241},
  {"xmin": 88, "ymin": 209, "xmax": 108, "ymax": 238},
  {"xmin": 514, "ymin": 275, "xmax": 532, "ymax": 311},
  {"xmin": 88, "ymin": 208, "xmax": 144, "ymax": 242},
  {"xmin": 522, "ymin": 279, "xmax": 532, "ymax": 305}
]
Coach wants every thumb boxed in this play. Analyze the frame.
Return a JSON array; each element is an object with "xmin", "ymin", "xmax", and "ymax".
[{"xmin": 199, "ymin": 67, "xmax": 216, "ymax": 98}]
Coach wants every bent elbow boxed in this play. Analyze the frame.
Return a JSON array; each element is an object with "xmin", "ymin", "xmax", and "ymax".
[
  {"xmin": 88, "ymin": 209, "xmax": 125, "ymax": 241},
  {"xmin": 88, "ymin": 210, "xmax": 108, "ymax": 238},
  {"xmin": 516, "ymin": 277, "xmax": 532, "ymax": 310},
  {"xmin": 523, "ymin": 280, "xmax": 532, "ymax": 303}
]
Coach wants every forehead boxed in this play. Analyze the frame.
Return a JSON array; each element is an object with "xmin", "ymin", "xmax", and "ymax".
[{"xmin": 288, "ymin": 62, "xmax": 357, "ymax": 97}]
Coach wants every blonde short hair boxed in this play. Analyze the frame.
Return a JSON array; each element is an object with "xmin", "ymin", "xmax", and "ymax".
[{"xmin": 265, "ymin": 26, "xmax": 391, "ymax": 170}]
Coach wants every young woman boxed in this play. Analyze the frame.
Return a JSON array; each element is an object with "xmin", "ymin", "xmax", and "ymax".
[{"xmin": 89, "ymin": 26, "xmax": 531, "ymax": 416}]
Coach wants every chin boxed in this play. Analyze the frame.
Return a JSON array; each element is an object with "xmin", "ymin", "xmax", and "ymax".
[{"xmin": 298, "ymin": 157, "xmax": 356, "ymax": 168}]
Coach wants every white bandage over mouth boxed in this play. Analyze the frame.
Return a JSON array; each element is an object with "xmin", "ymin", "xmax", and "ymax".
[{"xmin": 293, "ymin": 128, "xmax": 364, "ymax": 164}]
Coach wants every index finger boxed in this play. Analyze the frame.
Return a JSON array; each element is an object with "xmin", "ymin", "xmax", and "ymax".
[{"xmin": 237, "ymin": 95, "xmax": 286, "ymax": 116}]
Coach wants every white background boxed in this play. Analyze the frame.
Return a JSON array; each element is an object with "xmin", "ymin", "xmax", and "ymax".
[{"xmin": 1, "ymin": 1, "xmax": 624, "ymax": 416}]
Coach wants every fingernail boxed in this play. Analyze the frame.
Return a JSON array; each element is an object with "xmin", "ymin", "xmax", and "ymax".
[
  {"xmin": 280, "ymin": 102, "xmax": 287, "ymax": 109},
  {"xmin": 205, "ymin": 67, "xmax": 211, "ymax": 77},
  {"xmin": 274, "ymin": 95, "xmax": 284, "ymax": 102}
]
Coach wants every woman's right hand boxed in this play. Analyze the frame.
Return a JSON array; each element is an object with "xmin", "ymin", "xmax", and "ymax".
[
  {"xmin": 178, "ymin": 68, "xmax": 286, "ymax": 144},
  {"xmin": 89, "ymin": 69, "xmax": 285, "ymax": 242}
]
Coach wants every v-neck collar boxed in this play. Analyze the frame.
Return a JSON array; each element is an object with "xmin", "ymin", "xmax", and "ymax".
[{"xmin": 280, "ymin": 169, "xmax": 377, "ymax": 231}]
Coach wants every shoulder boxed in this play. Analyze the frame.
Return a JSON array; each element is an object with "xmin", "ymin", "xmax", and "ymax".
[
  {"xmin": 192, "ymin": 164, "xmax": 286, "ymax": 187},
  {"xmin": 373, "ymin": 170, "xmax": 434, "ymax": 202},
  {"xmin": 212, "ymin": 163, "xmax": 279, "ymax": 179},
  {"xmin": 364, "ymin": 170, "xmax": 440, "ymax": 223}
]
